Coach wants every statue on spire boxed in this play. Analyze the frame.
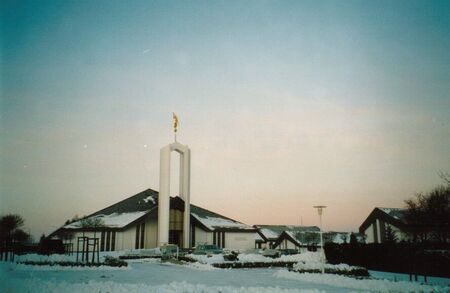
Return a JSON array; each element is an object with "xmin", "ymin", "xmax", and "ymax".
[{"xmin": 173, "ymin": 112, "xmax": 179, "ymax": 142}]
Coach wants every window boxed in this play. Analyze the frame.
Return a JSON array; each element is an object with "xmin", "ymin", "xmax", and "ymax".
[
  {"xmin": 100, "ymin": 230, "xmax": 115, "ymax": 251},
  {"xmin": 106, "ymin": 231, "xmax": 111, "ymax": 251},
  {"xmin": 100, "ymin": 231, "xmax": 105, "ymax": 252},
  {"xmin": 135, "ymin": 223, "xmax": 145, "ymax": 249},
  {"xmin": 169, "ymin": 209, "xmax": 183, "ymax": 230},
  {"xmin": 213, "ymin": 232, "xmax": 225, "ymax": 248},
  {"xmin": 140, "ymin": 223, "xmax": 145, "ymax": 249},
  {"xmin": 111, "ymin": 231, "xmax": 116, "ymax": 251},
  {"xmin": 169, "ymin": 230, "xmax": 181, "ymax": 245},
  {"xmin": 191, "ymin": 224, "xmax": 195, "ymax": 247},
  {"xmin": 222, "ymin": 233, "xmax": 225, "ymax": 248},
  {"xmin": 135, "ymin": 225, "xmax": 140, "ymax": 249}
]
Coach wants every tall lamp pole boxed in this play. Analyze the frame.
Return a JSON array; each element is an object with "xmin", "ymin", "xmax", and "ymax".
[{"xmin": 313, "ymin": 205, "xmax": 327, "ymax": 274}]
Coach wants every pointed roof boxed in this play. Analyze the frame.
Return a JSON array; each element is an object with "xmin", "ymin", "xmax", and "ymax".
[
  {"xmin": 254, "ymin": 225, "xmax": 320, "ymax": 241},
  {"xmin": 91, "ymin": 189, "xmax": 159, "ymax": 215},
  {"xmin": 273, "ymin": 230, "xmax": 362, "ymax": 248},
  {"xmin": 58, "ymin": 188, "xmax": 254, "ymax": 232},
  {"xmin": 171, "ymin": 196, "xmax": 255, "ymax": 232},
  {"xmin": 62, "ymin": 189, "xmax": 158, "ymax": 230},
  {"xmin": 378, "ymin": 208, "xmax": 407, "ymax": 222},
  {"xmin": 359, "ymin": 207, "xmax": 408, "ymax": 233}
]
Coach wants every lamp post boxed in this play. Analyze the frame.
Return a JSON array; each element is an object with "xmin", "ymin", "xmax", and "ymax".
[{"xmin": 313, "ymin": 205, "xmax": 326, "ymax": 274}]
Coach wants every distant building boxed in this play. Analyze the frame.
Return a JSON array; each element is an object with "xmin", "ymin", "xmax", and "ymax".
[
  {"xmin": 254, "ymin": 225, "xmax": 300, "ymax": 249},
  {"xmin": 359, "ymin": 207, "xmax": 411, "ymax": 243},
  {"xmin": 273, "ymin": 230, "xmax": 363, "ymax": 250},
  {"xmin": 50, "ymin": 189, "xmax": 257, "ymax": 251},
  {"xmin": 254, "ymin": 225, "xmax": 321, "ymax": 250},
  {"xmin": 254, "ymin": 225, "xmax": 364, "ymax": 251}
]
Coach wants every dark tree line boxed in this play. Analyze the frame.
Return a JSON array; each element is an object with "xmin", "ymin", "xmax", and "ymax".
[
  {"xmin": 0, "ymin": 214, "xmax": 31, "ymax": 260},
  {"xmin": 404, "ymin": 173, "xmax": 450, "ymax": 244}
]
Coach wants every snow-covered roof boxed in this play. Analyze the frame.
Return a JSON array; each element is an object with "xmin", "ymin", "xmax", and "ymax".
[
  {"xmin": 260, "ymin": 228, "xmax": 281, "ymax": 240},
  {"xmin": 64, "ymin": 211, "xmax": 149, "ymax": 229},
  {"xmin": 143, "ymin": 195, "xmax": 156, "ymax": 204},
  {"xmin": 359, "ymin": 207, "xmax": 409, "ymax": 233},
  {"xmin": 255, "ymin": 225, "xmax": 320, "ymax": 241},
  {"xmin": 255, "ymin": 233, "xmax": 264, "ymax": 241},
  {"xmin": 379, "ymin": 208, "xmax": 406, "ymax": 221},
  {"xmin": 53, "ymin": 188, "xmax": 254, "ymax": 235},
  {"xmin": 277, "ymin": 230, "xmax": 361, "ymax": 247},
  {"xmin": 191, "ymin": 213, "xmax": 254, "ymax": 231},
  {"xmin": 285, "ymin": 231, "xmax": 297, "ymax": 241}
]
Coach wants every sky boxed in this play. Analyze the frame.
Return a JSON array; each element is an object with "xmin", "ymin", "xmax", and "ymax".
[{"xmin": 1, "ymin": 0, "xmax": 449, "ymax": 240}]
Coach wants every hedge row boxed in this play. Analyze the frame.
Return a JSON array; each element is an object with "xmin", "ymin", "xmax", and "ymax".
[
  {"xmin": 291, "ymin": 267, "xmax": 369, "ymax": 277},
  {"xmin": 212, "ymin": 261, "xmax": 296, "ymax": 269},
  {"xmin": 17, "ymin": 257, "xmax": 127, "ymax": 267},
  {"xmin": 119, "ymin": 255, "xmax": 160, "ymax": 260},
  {"xmin": 324, "ymin": 243, "xmax": 450, "ymax": 278}
]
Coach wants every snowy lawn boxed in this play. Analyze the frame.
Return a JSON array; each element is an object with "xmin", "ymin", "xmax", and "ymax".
[
  {"xmin": 369, "ymin": 270, "xmax": 450, "ymax": 287},
  {"xmin": 1, "ymin": 254, "xmax": 449, "ymax": 292}
]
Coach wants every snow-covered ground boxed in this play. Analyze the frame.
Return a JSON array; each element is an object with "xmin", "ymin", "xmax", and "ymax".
[
  {"xmin": 369, "ymin": 270, "xmax": 450, "ymax": 287},
  {"xmin": 1, "ymin": 253, "xmax": 449, "ymax": 292}
]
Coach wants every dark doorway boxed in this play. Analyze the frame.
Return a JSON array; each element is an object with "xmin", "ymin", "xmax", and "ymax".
[{"xmin": 169, "ymin": 230, "xmax": 182, "ymax": 246}]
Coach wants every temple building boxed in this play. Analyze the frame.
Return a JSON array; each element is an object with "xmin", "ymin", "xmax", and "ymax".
[{"xmin": 51, "ymin": 188, "xmax": 257, "ymax": 251}]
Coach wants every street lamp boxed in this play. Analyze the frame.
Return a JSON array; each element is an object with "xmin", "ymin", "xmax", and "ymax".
[{"xmin": 313, "ymin": 205, "xmax": 327, "ymax": 274}]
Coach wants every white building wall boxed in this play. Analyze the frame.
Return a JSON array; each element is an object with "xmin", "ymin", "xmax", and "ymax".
[
  {"xmin": 286, "ymin": 241, "xmax": 297, "ymax": 249},
  {"xmin": 224, "ymin": 232, "xmax": 255, "ymax": 250},
  {"xmin": 144, "ymin": 218, "xmax": 158, "ymax": 249},
  {"xmin": 194, "ymin": 227, "xmax": 212, "ymax": 246},
  {"xmin": 260, "ymin": 242, "xmax": 269, "ymax": 249},
  {"xmin": 62, "ymin": 231, "xmax": 98, "ymax": 252},
  {"xmin": 121, "ymin": 226, "xmax": 137, "ymax": 250},
  {"xmin": 285, "ymin": 239, "xmax": 298, "ymax": 249},
  {"xmin": 376, "ymin": 219, "xmax": 381, "ymax": 243},
  {"xmin": 364, "ymin": 223, "xmax": 375, "ymax": 243},
  {"xmin": 61, "ymin": 224, "xmax": 155, "ymax": 252},
  {"xmin": 115, "ymin": 231, "xmax": 123, "ymax": 251},
  {"xmin": 274, "ymin": 239, "xmax": 298, "ymax": 250},
  {"xmin": 365, "ymin": 221, "xmax": 410, "ymax": 244}
]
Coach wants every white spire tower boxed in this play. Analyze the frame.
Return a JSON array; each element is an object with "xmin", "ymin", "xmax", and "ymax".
[{"xmin": 158, "ymin": 114, "xmax": 191, "ymax": 248}]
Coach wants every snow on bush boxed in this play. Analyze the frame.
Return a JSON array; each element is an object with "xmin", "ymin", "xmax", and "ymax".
[
  {"xmin": 187, "ymin": 252, "xmax": 321, "ymax": 265},
  {"xmin": 294, "ymin": 262, "xmax": 357, "ymax": 271},
  {"xmin": 121, "ymin": 248, "xmax": 161, "ymax": 257},
  {"xmin": 15, "ymin": 249, "xmax": 161, "ymax": 263},
  {"xmin": 103, "ymin": 256, "xmax": 127, "ymax": 267},
  {"xmin": 186, "ymin": 253, "xmax": 225, "ymax": 264},
  {"xmin": 274, "ymin": 270, "xmax": 449, "ymax": 293},
  {"xmin": 277, "ymin": 252, "xmax": 321, "ymax": 263},
  {"xmin": 14, "ymin": 263, "xmax": 130, "ymax": 271}
]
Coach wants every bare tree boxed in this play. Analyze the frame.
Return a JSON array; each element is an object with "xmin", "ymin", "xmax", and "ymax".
[
  {"xmin": 80, "ymin": 217, "xmax": 105, "ymax": 239},
  {"xmin": 404, "ymin": 180, "xmax": 450, "ymax": 244}
]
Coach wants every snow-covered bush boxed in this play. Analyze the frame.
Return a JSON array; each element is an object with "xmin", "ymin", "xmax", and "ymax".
[
  {"xmin": 292, "ymin": 261, "xmax": 368, "ymax": 276},
  {"xmin": 103, "ymin": 256, "xmax": 127, "ymax": 267}
]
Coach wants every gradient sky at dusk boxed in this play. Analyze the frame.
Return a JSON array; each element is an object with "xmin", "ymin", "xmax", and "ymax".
[{"xmin": 1, "ymin": 0, "xmax": 449, "ymax": 239}]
